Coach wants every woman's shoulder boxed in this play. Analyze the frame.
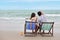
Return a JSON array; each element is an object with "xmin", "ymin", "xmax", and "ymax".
[{"xmin": 32, "ymin": 17, "xmax": 37, "ymax": 19}]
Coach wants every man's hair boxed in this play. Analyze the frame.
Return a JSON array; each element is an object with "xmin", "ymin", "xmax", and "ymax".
[{"xmin": 37, "ymin": 11, "xmax": 42, "ymax": 16}]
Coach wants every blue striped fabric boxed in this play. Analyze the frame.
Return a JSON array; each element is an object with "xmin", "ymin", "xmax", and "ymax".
[{"xmin": 26, "ymin": 22, "xmax": 36, "ymax": 30}]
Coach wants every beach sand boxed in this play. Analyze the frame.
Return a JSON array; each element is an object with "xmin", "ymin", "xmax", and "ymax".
[
  {"xmin": 0, "ymin": 30, "xmax": 60, "ymax": 40},
  {"xmin": 0, "ymin": 18, "xmax": 60, "ymax": 40}
]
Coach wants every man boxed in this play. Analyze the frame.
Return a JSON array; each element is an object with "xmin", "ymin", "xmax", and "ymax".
[{"xmin": 37, "ymin": 11, "xmax": 47, "ymax": 33}]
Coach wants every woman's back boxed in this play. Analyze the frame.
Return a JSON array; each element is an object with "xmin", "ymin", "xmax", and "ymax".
[
  {"xmin": 31, "ymin": 17, "xmax": 37, "ymax": 22},
  {"xmin": 30, "ymin": 13, "xmax": 37, "ymax": 22}
]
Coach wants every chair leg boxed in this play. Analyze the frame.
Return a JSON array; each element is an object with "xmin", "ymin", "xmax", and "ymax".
[
  {"xmin": 43, "ymin": 30, "xmax": 44, "ymax": 33},
  {"xmin": 24, "ymin": 24, "xmax": 26, "ymax": 34},
  {"xmin": 51, "ymin": 28, "xmax": 53, "ymax": 36},
  {"xmin": 51, "ymin": 33, "xmax": 53, "ymax": 36}
]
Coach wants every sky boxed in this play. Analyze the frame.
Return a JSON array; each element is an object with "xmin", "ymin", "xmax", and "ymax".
[{"xmin": 0, "ymin": 0, "xmax": 60, "ymax": 10}]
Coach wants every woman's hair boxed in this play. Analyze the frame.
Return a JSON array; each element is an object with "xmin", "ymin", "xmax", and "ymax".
[
  {"xmin": 30, "ymin": 13, "xmax": 36, "ymax": 19},
  {"xmin": 37, "ymin": 11, "xmax": 42, "ymax": 16}
]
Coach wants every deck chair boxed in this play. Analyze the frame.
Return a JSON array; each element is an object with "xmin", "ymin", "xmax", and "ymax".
[
  {"xmin": 24, "ymin": 21, "xmax": 37, "ymax": 36},
  {"xmin": 40, "ymin": 22, "xmax": 54, "ymax": 36}
]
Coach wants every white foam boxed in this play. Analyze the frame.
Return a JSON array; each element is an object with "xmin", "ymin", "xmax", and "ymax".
[
  {"xmin": 45, "ymin": 14, "xmax": 60, "ymax": 16},
  {"xmin": 0, "ymin": 14, "xmax": 60, "ymax": 20},
  {"xmin": 0, "ymin": 17, "xmax": 25, "ymax": 20}
]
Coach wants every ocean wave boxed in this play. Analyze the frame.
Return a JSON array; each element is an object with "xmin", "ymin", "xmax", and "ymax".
[
  {"xmin": 0, "ymin": 14, "xmax": 60, "ymax": 20},
  {"xmin": 0, "ymin": 17, "xmax": 25, "ymax": 20},
  {"xmin": 45, "ymin": 14, "xmax": 60, "ymax": 16}
]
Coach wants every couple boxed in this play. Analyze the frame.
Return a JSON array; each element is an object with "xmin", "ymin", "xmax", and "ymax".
[{"xmin": 30, "ymin": 11, "xmax": 47, "ymax": 33}]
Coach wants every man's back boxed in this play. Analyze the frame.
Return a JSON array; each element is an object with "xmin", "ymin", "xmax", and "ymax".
[{"xmin": 38, "ymin": 15, "xmax": 47, "ymax": 25}]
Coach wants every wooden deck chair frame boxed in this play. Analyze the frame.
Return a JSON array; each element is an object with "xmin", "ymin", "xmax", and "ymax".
[
  {"xmin": 24, "ymin": 21, "xmax": 37, "ymax": 36},
  {"xmin": 40, "ymin": 22, "xmax": 54, "ymax": 36}
]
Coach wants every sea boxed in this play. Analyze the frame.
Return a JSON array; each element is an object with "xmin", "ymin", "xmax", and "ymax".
[
  {"xmin": 0, "ymin": 10, "xmax": 60, "ymax": 31},
  {"xmin": 0, "ymin": 10, "xmax": 60, "ymax": 21}
]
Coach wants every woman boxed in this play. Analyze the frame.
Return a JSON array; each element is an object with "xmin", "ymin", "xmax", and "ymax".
[{"xmin": 30, "ymin": 13, "xmax": 39, "ymax": 33}]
